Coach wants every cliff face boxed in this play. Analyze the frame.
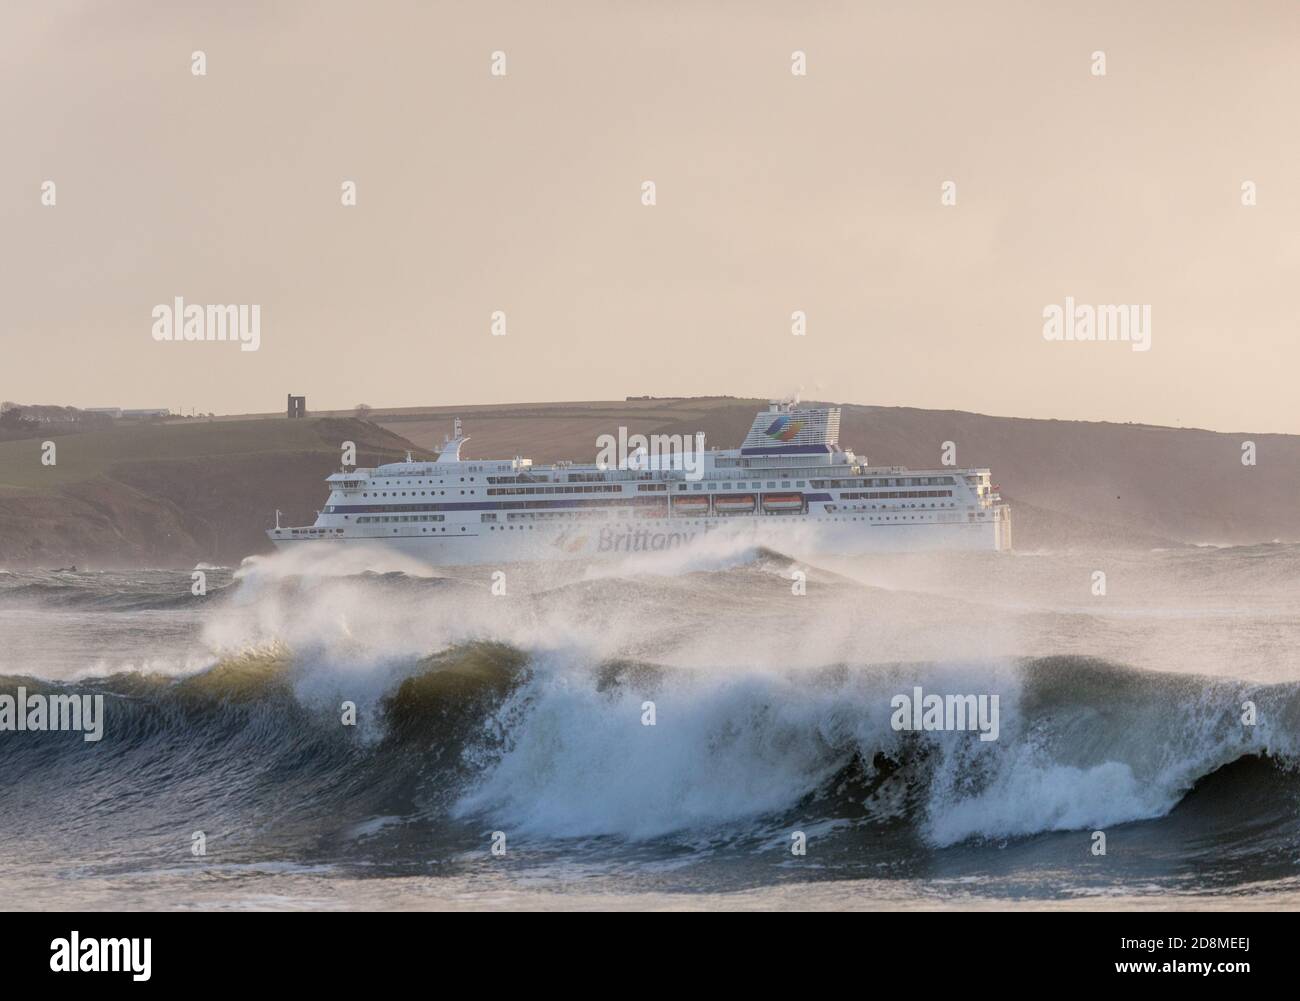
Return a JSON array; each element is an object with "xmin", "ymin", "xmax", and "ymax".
[
  {"xmin": 0, "ymin": 418, "xmax": 431, "ymax": 568},
  {"xmin": 0, "ymin": 399, "xmax": 1294, "ymax": 569}
]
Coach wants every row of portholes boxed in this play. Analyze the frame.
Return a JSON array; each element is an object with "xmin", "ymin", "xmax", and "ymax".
[
  {"xmin": 828, "ymin": 515, "xmax": 935, "ymax": 522},
  {"xmin": 359, "ymin": 513, "xmax": 969, "ymax": 534},
  {"xmin": 370, "ymin": 477, "xmax": 478, "ymax": 487},
  {"xmin": 383, "ymin": 526, "xmax": 470, "ymax": 533}
]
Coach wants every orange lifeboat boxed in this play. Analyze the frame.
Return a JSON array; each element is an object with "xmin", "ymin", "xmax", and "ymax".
[
  {"xmin": 715, "ymin": 494, "xmax": 756, "ymax": 514},
  {"xmin": 761, "ymin": 493, "xmax": 804, "ymax": 512}
]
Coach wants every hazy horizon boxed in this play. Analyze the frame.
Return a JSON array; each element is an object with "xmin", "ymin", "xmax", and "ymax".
[{"xmin": 4, "ymin": 0, "xmax": 1299, "ymax": 433}]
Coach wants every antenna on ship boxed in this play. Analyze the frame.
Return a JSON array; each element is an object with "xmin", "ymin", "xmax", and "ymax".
[{"xmin": 274, "ymin": 509, "xmax": 282, "ymax": 529}]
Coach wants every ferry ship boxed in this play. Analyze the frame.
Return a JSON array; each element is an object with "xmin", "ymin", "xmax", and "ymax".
[{"xmin": 267, "ymin": 403, "xmax": 1012, "ymax": 563}]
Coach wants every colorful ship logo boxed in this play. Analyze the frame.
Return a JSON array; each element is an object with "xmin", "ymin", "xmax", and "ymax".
[
  {"xmin": 551, "ymin": 531, "xmax": 589, "ymax": 553},
  {"xmin": 764, "ymin": 415, "xmax": 805, "ymax": 442}
]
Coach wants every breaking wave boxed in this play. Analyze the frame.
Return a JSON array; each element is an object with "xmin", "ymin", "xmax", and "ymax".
[
  {"xmin": 4, "ymin": 546, "xmax": 1300, "ymax": 897},
  {"xmin": 4, "ymin": 642, "xmax": 1296, "ymax": 853}
]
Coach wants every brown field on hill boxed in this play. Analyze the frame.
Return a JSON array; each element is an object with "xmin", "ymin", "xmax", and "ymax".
[{"xmin": 0, "ymin": 418, "xmax": 429, "ymax": 567}]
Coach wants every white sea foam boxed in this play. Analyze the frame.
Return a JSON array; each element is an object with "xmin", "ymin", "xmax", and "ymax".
[
  {"xmin": 450, "ymin": 651, "xmax": 1295, "ymax": 846},
  {"xmin": 7, "ymin": 543, "xmax": 1299, "ymax": 848}
]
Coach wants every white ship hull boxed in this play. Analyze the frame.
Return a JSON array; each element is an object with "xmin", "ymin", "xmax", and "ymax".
[
  {"xmin": 268, "ymin": 403, "xmax": 1012, "ymax": 568},
  {"xmin": 271, "ymin": 511, "xmax": 1008, "ymax": 566}
]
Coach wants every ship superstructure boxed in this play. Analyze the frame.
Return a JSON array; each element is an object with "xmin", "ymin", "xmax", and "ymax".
[{"xmin": 268, "ymin": 404, "xmax": 1011, "ymax": 562}]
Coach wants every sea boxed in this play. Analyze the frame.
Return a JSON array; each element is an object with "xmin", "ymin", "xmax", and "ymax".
[{"xmin": 2, "ymin": 537, "xmax": 1298, "ymax": 910}]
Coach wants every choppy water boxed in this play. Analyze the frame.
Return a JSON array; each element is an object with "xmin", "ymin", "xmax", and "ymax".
[{"xmin": 2, "ymin": 538, "xmax": 1299, "ymax": 910}]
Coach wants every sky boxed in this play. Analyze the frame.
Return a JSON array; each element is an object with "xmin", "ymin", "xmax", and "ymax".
[{"xmin": 2, "ymin": 0, "xmax": 1298, "ymax": 432}]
